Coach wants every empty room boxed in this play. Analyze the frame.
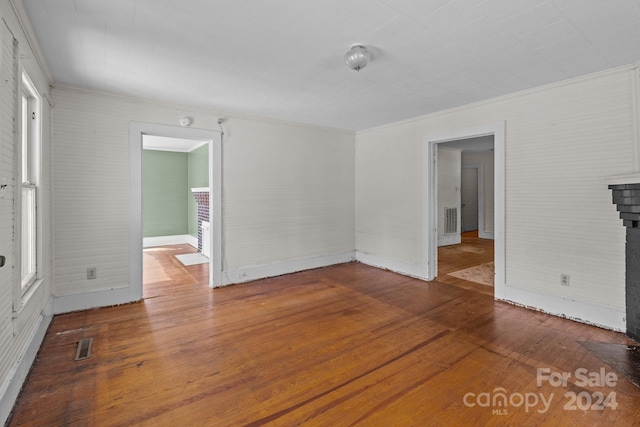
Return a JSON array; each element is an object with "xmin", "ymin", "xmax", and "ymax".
[{"xmin": 2, "ymin": 0, "xmax": 640, "ymax": 425}]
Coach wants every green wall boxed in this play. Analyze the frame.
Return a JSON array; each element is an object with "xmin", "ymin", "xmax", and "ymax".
[
  {"xmin": 143, "ymin": 145, "xmax": 209, "ymax": 239},
  {"xmin": 143, "ymin": 150, "xmax": 189, "ymax": 237},
  {"xmin": 188, "ymin": 144, "xmax": 209, "ymax": 236}
]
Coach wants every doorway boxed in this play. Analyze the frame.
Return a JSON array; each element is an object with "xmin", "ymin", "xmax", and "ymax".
[
  {"xmin": 129, "ymin": 122, "xmax": 222, "ymax": 299},
  {"xmin": 142, "ymin": 135, "xmax": 210, "ymax": 295},
  {"xmin": 422, "ymin": 122, "xmax": 505, "ymax": 299}
]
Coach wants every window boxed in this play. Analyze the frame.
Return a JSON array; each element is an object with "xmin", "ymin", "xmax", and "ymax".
[{"xmin": 20, "ymin": 72, "xmax": 40, "ymax": 295}]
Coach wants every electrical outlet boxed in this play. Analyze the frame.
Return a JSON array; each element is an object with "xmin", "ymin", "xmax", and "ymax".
[
  {"xmin": 560, "ymin": 274, "xmax": 570, "ymax": 287},
  {"xmin": 87, "ymin": 267, "xmax": 97, "ymax": 280}
]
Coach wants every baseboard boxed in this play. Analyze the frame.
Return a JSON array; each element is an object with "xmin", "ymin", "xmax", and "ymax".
[
  {"xmin": 53, "ymin": 286, "xmax": 141, "ymax": 315},
  {"xmin": 221, "ymin": 251, "xmax": 356, "ymax": 286},
  {"xmin": 355, "ymin": 253, "xmax": 623, "ymax": 332},
  {"xmin": 356, "ymin": 251, "xmax": 426, "ymax": 280},
  {"xmin": 438, "ymin": 234, "xmax": 461, "ymax": 247},
  {"xmin": 501, "ymin": 284, "xmax": 625, "ymax": 332},
  {"xmin": 143, "ymin": 234, "xmax": 195, "ymax": 248},
  {"xmin": 479, "ymin": 230, "xmax": 494, "ymax": 240},
  {"xmin": 0, "ymin": 298, "xmax": 53, "ymax": 425}
]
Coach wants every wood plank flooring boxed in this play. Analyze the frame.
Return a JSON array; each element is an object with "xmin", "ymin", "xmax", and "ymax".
[
  {"xmin": 8, "ymin": 243, "xmax": 640, "ymax": 426},
  {"xmin": 438, "ymin": 231, "xmax": 495, "ymax": 296}
]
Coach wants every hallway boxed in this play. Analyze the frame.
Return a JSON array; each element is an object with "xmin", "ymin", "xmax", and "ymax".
[{"xmin": 438, "ymin": 231, "xmax": 495, "ymax": 296}]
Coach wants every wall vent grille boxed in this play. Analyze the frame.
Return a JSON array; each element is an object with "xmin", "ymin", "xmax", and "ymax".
[{"xmin": 444, "ymin": 207, "xmax": 457, "ymax": 235}]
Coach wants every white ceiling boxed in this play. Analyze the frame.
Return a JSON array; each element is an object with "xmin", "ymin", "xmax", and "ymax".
[
  {"xmin": 23, "ymin": 0, "xmax": 640, "ymax": 131},
  {"xmin": 142, "ymin": 135, "xmax": 207, "ymax": 152},
  {"xmin": 442, "ymin": 135, "xmax": 494, "ymax": 152}
]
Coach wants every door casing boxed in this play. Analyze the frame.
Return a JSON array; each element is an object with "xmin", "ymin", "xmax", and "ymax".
[{"xmin": 422, "ymin": 122, "xmax": 505, "ymax": 298}]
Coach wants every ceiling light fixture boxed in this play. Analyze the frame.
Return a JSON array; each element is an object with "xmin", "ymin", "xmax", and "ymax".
[{"xmin": 344, "ymin": 44, "xmax": 370, "ymax": 71}]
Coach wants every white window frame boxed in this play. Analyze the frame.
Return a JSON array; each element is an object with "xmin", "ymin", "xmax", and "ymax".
[{"xmin": 15, "ymin": 71, "xmax": 42, "ymax": 307}]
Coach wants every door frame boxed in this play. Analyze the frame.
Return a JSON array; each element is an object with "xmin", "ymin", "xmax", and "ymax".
[
  {"xmin": 422, "ymin": 121, "xmax": 505, "ymax": 298},
  {"xmin": 130, "ymin": 122, "xmax": 222, "ymax": 296}
]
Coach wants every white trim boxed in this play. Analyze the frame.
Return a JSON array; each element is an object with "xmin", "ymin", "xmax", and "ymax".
[
  {"xmin": 53, "ymin": 84, "xmax": 354, "ymax": 135},
  {"xmin": 630, "ymin": 66, "xmax": 640, "ymax": 172},
  {"xmin": 422, "ymin": 122, "xmax": 506, "ymax": 299},
  {"xmin": 438, "ymin": 235, "xmax": 461, "ymax": 247},
  {"xmin": 7, "ymin": 0, "xmax": 53, "ymax": 82},
  {"xmin": 501, "ymin": 285, "xmax": 625, "ymax": 332},
  {"xmin": 209, "ymin": 130, "xmax": 223, "ymax": 288},
  {"xmin": 12, "ymin": 276, "xmax": 47, "ymax": 333},
  {"xmin": 144, "ymin": 139, "xmax": 208, "ymax": 153},
  {"xmin": 143, "ymin": 234, "xmax": 195, "ymax": 248},
  {"xmin": 130, "ymin": 124, "xmax": 144, "ymax": 303},
  {"xmin": 130, "ymin": 122, "xmax": 223, "ymax": 291},
  {"xmin": 0, "ymin": 298, "xmax": 53, "ymax": 425},
  {"xmin": 606, "ymin": 172, "xmax": 640, "ymax": 185},
  {"xmin": 221, "ymin": 252, "xmax": 356, "ymax": 286},
  {"xmin": 359, "ymin": 65, "xmax": 631, "ymax": 136},
  {"xmin": 356, "ymin": 251, "xmax": 424, "ymax": 279},
  {"xmin": 53, "ymin": 286, "xmax": 135, "ymax": 314}
]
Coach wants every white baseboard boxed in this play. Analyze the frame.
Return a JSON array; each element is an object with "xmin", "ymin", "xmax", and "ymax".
[
  {"xmin": 355, "ymin": 252, "xmax": 623, "ymax": 332},
  {"xmin": 0, "ymin": 298, "xmax": 53, "ymax": 425},
  {"xmin": 438, "ymin": 234, "xmax": 461, "ymax": 246},
  {"xmin": 501, "ymin": 284, "xmax": 625, "ymax": 332},
  {"xmin": 53, "ymin": 286, "xmax": 141, "ymax": 315},
  {"xmin": 356, "ymin": 251, "xmax": 426, "ymax": 280},
  {"xmin": 221, "ymin": 251, "xmax": 356, "ymax": 286},
  {"xmin": 479, "ymin": 230, "xmax": 494, "ymax": 240},
  {"xmin": 143, "ymin": 234, "xmax": 195, "ymax": 248}
]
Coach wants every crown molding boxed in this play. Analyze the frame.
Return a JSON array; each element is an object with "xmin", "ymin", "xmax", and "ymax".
[
  {"xmin": 7, "ymin": 0, "xmax": 53, "ymax": 83},
  {"xmin": 357, "ymin": 64, "xmax": 634, "ymax": 136}
]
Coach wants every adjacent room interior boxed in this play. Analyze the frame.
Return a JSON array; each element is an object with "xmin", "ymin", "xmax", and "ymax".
[
  {"xmin": 142, "ymin": 135, "xmax": 211, "ymax": 296},
  {"xmin": 437, "ymin": 136, "xmax": 495, "ymax": 294}
]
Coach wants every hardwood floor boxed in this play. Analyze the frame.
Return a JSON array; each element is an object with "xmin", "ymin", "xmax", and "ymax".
[
  {"xmin": 142, "ymin": 244, "xmax": 208, "ymax": 299},
  {"xmin": 438, "ymin": 230, "xmax": 495, "ymax": 296},
  {"xmin": 8, "ymin": 245, "xmax": 640, "ymax": 426}
]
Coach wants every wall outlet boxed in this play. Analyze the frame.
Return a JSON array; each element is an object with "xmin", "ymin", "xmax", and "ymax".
[
  {"xmin": 87, "ymin": 267, "xmax": 97, "ymax": 280},
  {"xmin": 560, "ymin": 274, "xmax": 570, "ymax": 287}
]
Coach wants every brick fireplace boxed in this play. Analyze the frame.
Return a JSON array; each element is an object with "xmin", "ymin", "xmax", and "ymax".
[
  {"xmin": 191, "ymin": 188, "xmax": 209, "ymax": 253},
  {"xmin": 610, "ymin": 183, "xmax": 640, "ymax": 341}
]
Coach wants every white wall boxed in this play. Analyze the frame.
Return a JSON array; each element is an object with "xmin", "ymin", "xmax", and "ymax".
[
  {"xmin": 222, "ymin": 117, "xmax": 355, "ymax": 271},
  {"xmin": 462, "ymin": 150, "xmax": 494, "ymax": 237},
  {"xmin": 52, "ymin": 86, "xmax": 355, "ymax": 301},
  {"xmin": 0, "ymin": 0, "xmax": 53, "ymax": 423},
  {"xmin": 355, "ymin": 133, "xmax": 422, "ymax": 265},
  {"xmin": 356, "ymin": 67, "xmax": 633, "ymax": 329}
]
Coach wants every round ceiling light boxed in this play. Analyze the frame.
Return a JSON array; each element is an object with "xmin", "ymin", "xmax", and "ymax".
[{"xmin": 344, "ymin": 44, "xmax": 370, "ymax": 71}]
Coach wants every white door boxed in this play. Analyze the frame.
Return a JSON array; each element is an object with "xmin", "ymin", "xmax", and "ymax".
[
  {"xmin": 461, "ymin": 167, "xmax": 478, "ymax": 232},
  {"xmin": 437, "ymin": 146, "xmax": 462, "ymax": 246}
]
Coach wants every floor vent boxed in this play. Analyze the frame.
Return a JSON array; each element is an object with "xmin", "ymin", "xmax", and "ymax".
[{"xmin": 75, "ymin": 338, "xmax": 93, "ymax": 361}]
